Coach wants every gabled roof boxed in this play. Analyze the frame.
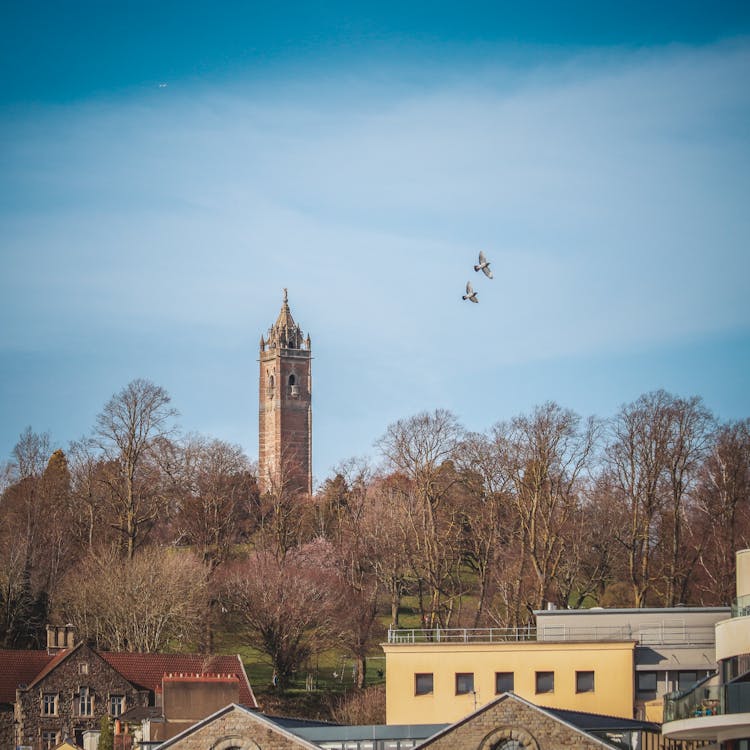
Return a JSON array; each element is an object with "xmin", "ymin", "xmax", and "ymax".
[
  {"xmin": 0, "ymin": 648, "xmax": 256, "ymax": 708},
  {"xmin": 100, "ymin": 653, "xmax": 256, "ymax": 707},
  {"xmin": 0, "ymin": 650, "xmax": 55, "ymax": 703},
  {"xmin": 156, "ymin": 703, "xmax": 319, "ymax": 750},
  {"xmin": 415, "ymin": 692, "xmax": 615, "ymax": 749}
]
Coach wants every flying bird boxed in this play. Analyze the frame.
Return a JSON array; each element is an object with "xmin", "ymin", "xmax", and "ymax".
[
  {"xmin": 462, "ymin": 281, "xmax": 479, "ymax": 303},
  {"xmin": 474, "ymin": 251, "xmax": 493, "ymax": 279}
]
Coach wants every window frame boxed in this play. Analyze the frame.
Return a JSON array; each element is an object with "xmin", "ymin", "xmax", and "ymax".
[
  {"xmin": 109, "ymin": 694, "xmax": 125, "ymax": 716},
  {"xmin": 576, "ymin": 670, "xmax": 595, "ymax": 693},
  {"xmin": 41, "ymin": 692, "xmax": 58, "ymax": 716},
  {"xmin": 414, "ymin": 673, "xmax": 434, "ymax": 696},
  {"xmin": 42, "ymin": 731, "xmax": 59, "ymax": 750},
  {"xmin": 455, "ymin": 672, "xmax": 475, "ymax": 695},
  {"xmin": 78, "ymin": 686, "xmax": 94, "ymax": 716},
  {"xmin": 637, "ymin": 671, "xmax": 658, "ymax": 694},
  {"xmin": 535, "ymin": 671, "xmax": 555, "ymax": 694},
  {"xmin": 495, "ymin": 672, "xmax": 514, "ymax": 694}
]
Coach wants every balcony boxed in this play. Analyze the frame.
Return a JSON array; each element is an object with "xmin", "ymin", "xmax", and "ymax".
[
  {"xmin": 732, "ymin": 594, "xmax": 750, "ymax": 618},
  {"xmin": 387, "ymin": 627, "xmax": 536, "ymax": 644},
  {"xmin": 664, "ymin": 680, "xmax": 750, "ymax": 722}
]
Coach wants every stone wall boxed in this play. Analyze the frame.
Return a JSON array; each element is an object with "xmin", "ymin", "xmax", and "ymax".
[
  {"xmin": 416, "ymin": 695, "xmax": 609, "ymax": 750},
  {"xmin": 164, "ymin": 707, "xmax": 315, "ymax": 750},
  {"xmin": 14, "ymin": 645, "xmax": 148, "ymax": 750}
]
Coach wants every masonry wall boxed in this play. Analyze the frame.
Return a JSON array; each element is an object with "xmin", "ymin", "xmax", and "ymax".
[
  {"xmin": 14, "ymin": 646, "xmax": 148, "ymax": 750},
  {"xmin": 417, "ymin": 696, "xmax": 607, "ymax": 750},
  {"xmin": 165, "ymin": 709, "xmax": 314, "ymax": 750}
]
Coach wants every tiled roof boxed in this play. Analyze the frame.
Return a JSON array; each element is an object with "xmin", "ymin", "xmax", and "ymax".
[
  {"xmin": 0, "ymin": 649, "xmax": 257, "ymax": 708},
  {"xmin": 0, "ymin": 650, "xmax": 54, "ymax": 703},
  {"xmin": 100, "ymin": 652, "xmax": 257, "ymax": 707}
]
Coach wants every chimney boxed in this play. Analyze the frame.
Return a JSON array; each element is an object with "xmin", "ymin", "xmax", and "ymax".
[{"xmin": 46, "ymin": 624, "xmax": 76, "ymax": 654}]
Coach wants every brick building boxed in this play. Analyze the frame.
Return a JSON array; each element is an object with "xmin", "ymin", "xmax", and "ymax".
[{"xmin": 258, "ymin": 289, "xmax": 312, "ymax": 496}]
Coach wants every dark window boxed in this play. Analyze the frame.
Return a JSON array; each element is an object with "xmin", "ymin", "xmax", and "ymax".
[
  {"xmin": 41, "ymin": 693, "xmax": 58, "ymax": 716},
  {"xmin": 42, "ymin": 731, "xmax": 58, "ymax": 749},
  {"xmin": 637, "ymin": 671, "xmax": 658, "ymax": 693},
  {"xmin": 678, "ymin": 671, "xmax": 699, "ymax": 692},
  {"xmin": 78, "ymin": 687, "xmax": 93, "ymax": 716},
  {"xmin": 415, "ymin": 673, "xmax": 433, "ymax": 696},
  {"xmin": 456, "ymin": 673, "xmax": 474, "ymax": 695},
  {"xmin": 289, "ymin": 374, "xmax": 296, "ymax": 386},
  {"xmin": 576, "ymin": 671, "xmax": 595, "ymax": 693},
  {"xmin": 495, "ymin": 672, "xmax": 514, "ymax": 694},
  {"xmin": 110, "ymin": 695, "xmax": 125, "ymax": 716},
  {"xmin": 535, "ymin": 671, "xmax": 554, "ymax": 694}
]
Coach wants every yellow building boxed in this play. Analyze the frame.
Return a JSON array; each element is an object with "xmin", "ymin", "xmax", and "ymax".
[{"xmin": 382, "ymin": 637, "xmax": 636, "ymax": 725}]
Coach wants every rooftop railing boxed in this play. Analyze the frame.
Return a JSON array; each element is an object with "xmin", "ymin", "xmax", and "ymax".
[
  {"xmin": 387, "ymin": 624, "xmax": 717, "ymax": 646},
  {"xmin": 663, "ymin": 680, "xmax": 750, "ymax": 723}
]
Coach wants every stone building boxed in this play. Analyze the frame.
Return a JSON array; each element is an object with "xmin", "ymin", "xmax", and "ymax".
[
  {"xmin": 0, "ymin": 629, "xmax": 256, "ymax": 750},
  {"xmin": 258, "ymin": 290, "xmax": 312, "ymax": 496}
]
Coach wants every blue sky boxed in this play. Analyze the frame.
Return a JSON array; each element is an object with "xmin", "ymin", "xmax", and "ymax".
[{"xmin": 2, "ymin": 2, "xmax": 749, "ymax": 484}]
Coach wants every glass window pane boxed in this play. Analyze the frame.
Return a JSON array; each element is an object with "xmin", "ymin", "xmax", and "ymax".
[
  {"xmin": 415, "ymin": 673, "xmax": 433, "ymax": 695},
  {"xmin": 535, "ymin": 671, "xmax": 554, "ymax": 693},
  {"xmin": 495, "ymin": 672, "xmax": 514, "ymax": 694},
  {"xmin": 576, "ymin": 671, "xmax": 595, "ymax": 693},
  {"xmin": 456, "ymin": 673, "xmax": 474, "ymax": 694},
  {"xmin": 637, "ymin": 671, "xmax": 658, "ymax": 693}
]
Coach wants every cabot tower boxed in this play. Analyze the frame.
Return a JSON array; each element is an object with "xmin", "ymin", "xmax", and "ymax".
[{"xmin": 258, "ymin": 289, "xmax": 312, "ymax": 495}]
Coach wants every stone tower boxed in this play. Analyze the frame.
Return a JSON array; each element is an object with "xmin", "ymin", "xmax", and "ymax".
[{"xmin": 258, "ymin": 289, "xmax": 312, "ymax": 496}]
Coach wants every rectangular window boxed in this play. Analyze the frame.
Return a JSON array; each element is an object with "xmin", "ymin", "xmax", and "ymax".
[
  {"xmin": 455, "ymin": 673, "xmax": 474, "ymax": 695},
  {"xmin": 414, "ymin": 674, "xmax": 433, "ymax": 696},
  {"xmin": 109, "ymin": 695, "xmax": 125, "ymax": 716},
  {"xmin": 535, "ymin": 671, "xmax": 554, "ymax": 694},
  {"xmin": 78, "ymin": 687, "xmax": 93, "ymax": 716},
  {"xmin": 637, "ymin": 671, "xmax": 658, "ymax": 694},
  {"xmin": 576, "ymin": 671, "xmax": 595, "ymax": 693},
  {"xmin": 42, "ymin": 731, "xmax": 58, "ymax": 749},
  {"xmin": 41, "ymin": 693, "xmax": 58, "ymax": 716},
  {"xmin": 79, "ymin": 662, "xmax": 89, "ymax": 675},
  {"xmin": 495, "ymin": 672, "xmax": 514, "ymax": 694},
  {"xmin": 678, "ymin": 671, "xmax": 699, "ymax": 692}
]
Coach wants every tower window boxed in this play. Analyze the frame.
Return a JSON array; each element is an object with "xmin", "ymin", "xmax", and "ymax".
[
  {"xmin": 289, "ymin": 374, "xmax": 296, "ymax": 386},
  {"xmin": 269, "ymin": 375, "xmax": 274, "ymax": 388}
]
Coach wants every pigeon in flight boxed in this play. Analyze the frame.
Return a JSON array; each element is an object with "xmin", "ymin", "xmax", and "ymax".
[
  {"xmin": 474, "ymin": 251, "xmax": 493, "ymax": 279},
  {"xmin": 462, "ymin": 281, "xmax": 479, "ymax": 303}
]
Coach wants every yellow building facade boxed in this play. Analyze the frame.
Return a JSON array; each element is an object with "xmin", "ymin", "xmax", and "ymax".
[{"xmin": 382, "ymin": 639, "xmax": 636, "ymax": 725}]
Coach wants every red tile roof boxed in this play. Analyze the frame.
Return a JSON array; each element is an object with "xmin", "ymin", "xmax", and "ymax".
[
  {"xmin": 101, "ymin": 653, "xmax": 257, "ymax": 707},
  {"xmin": 0, "ymin": 649, "xmax": 257, "ymax": 708},
  {"xmin": 0, "ymin": 650, "xmax": 54, "ymax": 703}
]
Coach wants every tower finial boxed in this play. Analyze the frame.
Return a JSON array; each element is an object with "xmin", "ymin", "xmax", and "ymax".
[{"xmin": 283, "ymin": 288, "xmax": 288, "ymax": 304}]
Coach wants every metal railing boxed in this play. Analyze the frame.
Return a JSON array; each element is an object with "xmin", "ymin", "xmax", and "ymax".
[
  {"xmin": 664, "ymin": 680, "xmax": 750, "ymax": 722},
  {"xmin": 387, "ymin": 627, "xmax": 536, "ymax": 644},
  {"xmin": 732, "ymin": 594, "xmax": 750, "ymax": 618},
  {"xmin": 387, "ymin": 624, "xmax": 716, "ymax": 646}
]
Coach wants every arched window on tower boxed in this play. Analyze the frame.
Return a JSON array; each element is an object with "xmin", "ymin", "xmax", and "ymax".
[{"xmin": 289, "ymin": 374, "xmax": 299, "ymax": 397}]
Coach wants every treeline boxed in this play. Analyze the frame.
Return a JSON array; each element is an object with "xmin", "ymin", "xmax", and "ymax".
[{"xmin": 1, "ymin": 380, "xmax": 748, "ymax": 690}]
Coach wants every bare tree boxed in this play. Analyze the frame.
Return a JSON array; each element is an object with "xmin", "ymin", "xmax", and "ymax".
[
  {"xmin": 376, "ymin": 410, "xmax": 466, "ymax": 627},
  {"xmin": 94, "ymin": 379, "xmax": 178, "ymax": 558},
  {"xmin": 58, "ymin": 546, "xmax": 208, "ymax": 652},
  {"xmin": 222, "ymin": 543, "xmax": 336, "ymax": 689},
  {"xmin": 174, "ymin": 435, "xmax": 257, "ymax": 570},
  {"xmin": 694, "ymin": 419, "xmax": 750, "ymax": 603},
  {"xmin": 455, "ymin": 431, "xmax": 515, "ymax": 626},
  {"xmin": 500, "ymin": 403, "xmax": 598, "ymax": 615}
]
